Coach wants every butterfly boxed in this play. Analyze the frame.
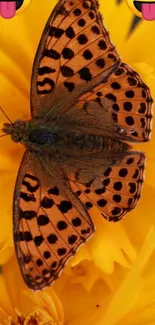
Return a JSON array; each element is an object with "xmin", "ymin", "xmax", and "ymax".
[{"xmin": 2, "ymin": 0, "xmax": 153, "ymax": 291}]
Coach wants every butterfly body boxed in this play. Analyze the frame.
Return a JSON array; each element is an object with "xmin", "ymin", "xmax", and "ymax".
[
  {"xmin": 3, "ymin": 117, "xmax": 130, "ymax": 156},
  {"xmin": 2, "ymin": 0, "xmax": 153, "ymax": 290}
]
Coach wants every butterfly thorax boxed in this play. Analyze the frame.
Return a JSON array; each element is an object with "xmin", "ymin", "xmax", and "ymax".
[{"xmin": 3, "ymin": 119, "xmax": 62, "ymax": 150}]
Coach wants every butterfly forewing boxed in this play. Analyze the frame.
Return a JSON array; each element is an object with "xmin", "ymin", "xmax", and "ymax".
[
  {"xmin": 30, "ymin": 0, "xmax": 120, "ymax": 118},
  {"xmin": 73, "ymin": 62, "xmax": 153, "ymax": 142},
  {"xmin": 14, "ymin": 151, "xmax": 94, "ymax": 290}
]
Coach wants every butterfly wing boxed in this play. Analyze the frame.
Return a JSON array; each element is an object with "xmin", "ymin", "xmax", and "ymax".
[
  {"xmin": 30, "ymin": 0, "xmax": 120, "ymax": 118},
  {"xmin": 30, "ymin": 0, "xmax": 153, "ymax": 142},
  {"xmin": 65, "ymin": 62, "xmax": 153, "ymax": 143},
  {"xmin": 14, "ymin": 149, "xmax": 145, "ymax": 290},
  {"xmin": 69, "ymin": 151, "xmax": 145, "ymax": 222},
  {"xmin": 13, "ymin": 151, "xmax": 94, "ymax": 290}
]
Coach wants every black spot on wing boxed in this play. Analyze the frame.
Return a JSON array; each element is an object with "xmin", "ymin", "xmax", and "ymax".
[
  {"xmin": 42, "ymin": 49, "xmax": 61, "ymax": 60},
  {"xmin": 91, "ymin": 25, "xmax": 100, "ymax": 34},
  {"xmin": 24, "ymin": 174, "xmax": 39, "ymax": 181},
  {"xmin": 58, "ymin": 200, "xmax": 72, "ymax": 213},
  {"xmin": 20, "ymin": 192, "xmax": 36, "ymax": 202},
  {"xmin": 47, "ymin": 234, "xmax": 58, "ymax": 244},
  {"xmin": 66, "ymin": 26, "xmax": 75, "ymax": 39},
  {"xmin": 22, "ymin": 175, "xmax": 39, "ymax": 193},
  {"xmin": 19, "ymin": 209, "xmax": 37, "ymax": 220},
  {"xmin": 48, "ymin": 187, "xmax": 60, "ymax": 196},
  {"xmin": 96, "ymin": 58, "xmax": 105, "ymax": 68},
  {"xmin": 41, "ymin": 197, "xmax": 54, "ymax": 209},
  {"xmin": 15, "ymin": 231, "xmax": 33, "ymax": 242},
  {"xmin": 83, "ymin": 49, "xmax": 93, "ymax": 60},
  {"xmin": 72, "ymin": 217, "xmax": 82, "ymax": 227},
  {"xmin": 37, "ymin": 215, "xmax": 50, "ymax": 226},
  {"xmin": 49, "ymin": 26, "xmax": 64, "ymax": 38},
  {"xmin": 22, "ymin": 254, "xmax": 32, "ymax": 264},
  {"xmin": 129, "ymin": 182, "xmax": 137, "ymax": 194},
  {"xmin": 98, "ymin": 39, "xmax": 107, "ymax": 50},
  {"xmin": 68, "ymin": 234, "xmax": 78, "ymax": 245},
  {"xmin": 85, "ymin": 201, "xmax": 93, "ymax": 210},
  {"xmin": 77, "ymin": 34, "xmax": 88, "ymax": 44},
  {"xmin": 38, "ymin": 67, "xmax": 56, "ymax": 75},
  {"xmin": 44, "ymin": 251, "xmax": 51, "ymax": 259},
  {"xmin": 78, "ymin": 18, "xmax": 86, "ymax": 27},
  {"xmin": 37, "ymin": 78, "xmax": 55, "ymax": 95},
  {"xmin": 34, "ymin": 235, "xmax": 44, "ymax": 246},
  {"xmin": 57, "ymin": 247, "xmax": 67, "ymax": 256},
  {"xmin": 62, "ymin": 48, "xmax": 74, "ymax": 59},
  {"xmin": 79, "ymin": 67, "xmax": 92, "ymax": 81},
  {"xmin": 64, "ymin": 81, "xmax": 75, "ymax": 91},
  {"xmin": 73, "ymin": 8, "xmax": 82, "ymax": 16},
  {"xmin": 36, "ymin": 259, "xmax": 43, "ymax": 267},
  {"xmin": 61, "ymin": 66, "xmax": 74, "ymax": 77},
  {"xmin": 57, "ymin": 220, "xmax": 68, "ymax": 230}
]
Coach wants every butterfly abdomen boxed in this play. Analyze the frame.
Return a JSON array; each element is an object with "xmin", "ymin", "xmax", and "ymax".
[{"xmin": 67, "ymin": 132, "xmax": 130, "ymax": 153}]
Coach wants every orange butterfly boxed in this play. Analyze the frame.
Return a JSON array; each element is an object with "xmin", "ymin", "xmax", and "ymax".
[{"xmin": 2, "ymin": 0, "xmax": 153, "ymax": 290}]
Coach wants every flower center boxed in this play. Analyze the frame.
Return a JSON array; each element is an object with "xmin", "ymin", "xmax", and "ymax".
[{"xmin": 8, "ymin": 309, "xmax": 60, "ymax": 325}]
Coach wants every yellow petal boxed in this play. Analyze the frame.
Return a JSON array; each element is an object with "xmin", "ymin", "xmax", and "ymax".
[
  {"xmin": 103, "ymin": 227, "xmax": 155, "ymax": 325},
  {"xmin": 71, "ymin": 208, "xmax": 136, "ymax": 275},
  {"xmin": 0, "ymin": 241, "xmax": 14, "ymax": 265},
  {"xmin": 65, "ymin": 260, "xmax": 103, "ymax": 292},
  {"xmin": 0, "ymin": 275, "xmax": 14, "ymax": 319},
  {"xmin": 20, "ymin": 291, "xmax": 64, "ymax": 325}
]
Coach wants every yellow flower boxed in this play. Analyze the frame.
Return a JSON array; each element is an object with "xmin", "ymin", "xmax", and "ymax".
[
  {"xmin": 0, "ymin": 0, "xmax": 155, "ymax": 324},
  {"xmin": 59, "ymin": 228, "xmax": 155, "ymax": 325},
  {"xmin": 0, "ymin": 256, "xmax": 64, "ymax": 325},
  {"xmin": 1, "ymin": 227, "xmax": 155, "ymax": 325}
]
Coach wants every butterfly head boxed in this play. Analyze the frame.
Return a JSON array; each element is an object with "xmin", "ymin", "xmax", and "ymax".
[{"xmin": 2, "ymin": 119, "xmax": 28, "ymax": 143}]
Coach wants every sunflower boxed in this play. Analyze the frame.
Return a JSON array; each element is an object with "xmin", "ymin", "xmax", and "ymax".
[{"xmin": 0, "ymin": 0, "xmax": 155, "ymax": 324}]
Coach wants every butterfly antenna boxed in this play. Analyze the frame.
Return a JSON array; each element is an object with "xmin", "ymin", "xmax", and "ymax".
[
  {"xmin": 0, "ymin": 106, "xmax": 13, "ymax": 124},
  {"xmin": 0, "ymin": 133, "xmax": 10, "ymax": 138}
]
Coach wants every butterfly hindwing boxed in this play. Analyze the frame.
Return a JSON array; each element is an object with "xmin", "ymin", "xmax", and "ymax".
[
  {"xmin": 14, "ymin": 151, "xmax": 94, "ymax": 290},
  {"xmin": 31, "ymin": 0, "xmax": 120, "ymax": 118},
  {"xmin": 69, "ymin": 151, "xmax": 145, "ymax": 222}
]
